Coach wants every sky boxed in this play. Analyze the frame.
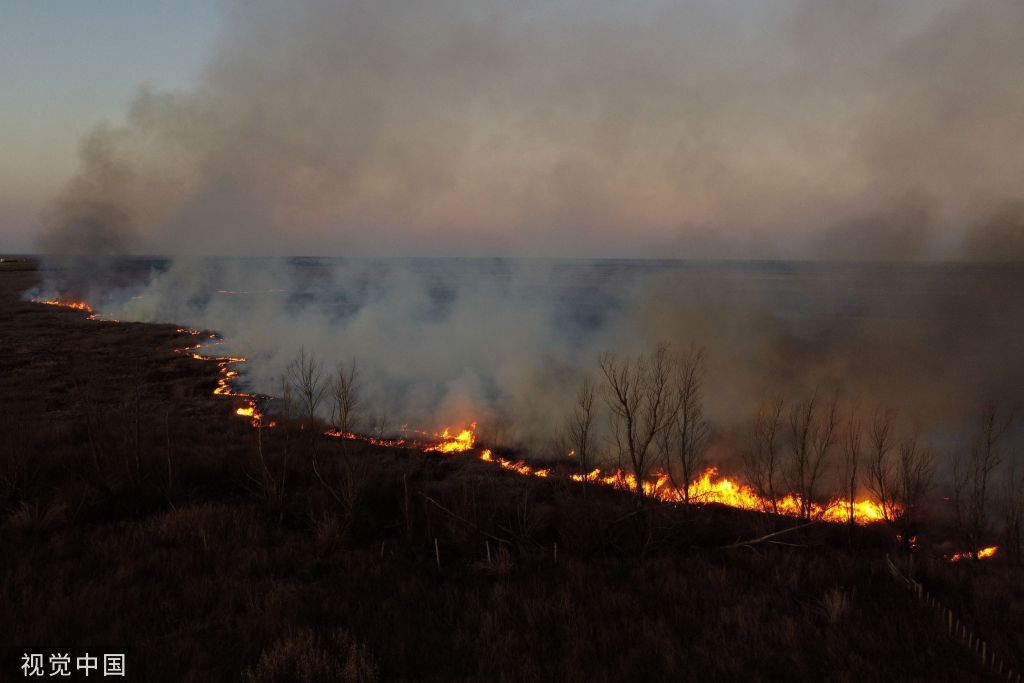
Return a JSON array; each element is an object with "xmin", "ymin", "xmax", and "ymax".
[
  {"xmin": 4, "ymin": 0, "xmax": 1024, "ymax": 259},
  {"xmin": 0, "ymin": 1, "xmax": 221, "ymax": 253}
]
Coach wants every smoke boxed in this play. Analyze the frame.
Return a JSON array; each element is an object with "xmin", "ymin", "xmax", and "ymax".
[
  {"xmin": 29, "ymin": 256, "xmax": 1023, "ymax": 468},
  {"xmin": 35, "ymin": 0, "xmax": 1024, "ymax": 258},
  {"xmin": 962, "ymin": 201, "xmax": 1024, "ymax": 262},
  {"xmin": 30, "ymin": 1, "xmax": 1024, "ymax": 469}
]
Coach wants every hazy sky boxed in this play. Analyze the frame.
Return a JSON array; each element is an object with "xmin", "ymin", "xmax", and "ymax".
[
  {"xmin": 5, "ymin": 0, "xmax": 1024, "ymax": 258},
  {"xmin": 0, "ymin": 1, "xmax": 220, "ymax": 252}
]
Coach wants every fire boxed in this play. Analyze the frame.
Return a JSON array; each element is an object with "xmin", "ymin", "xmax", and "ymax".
[
  {"xmin": 491, "ymin": 453, "xmax": 551, "ymax": 478},
  {"xmin": 947, "ymin": 546, "xmax": 999, "ymax": 563},
  {"xmin": 569, "ymin": 465, "xmax": 888, "ymax": 524},
  {"xmin": 35, "ymin": 298, "xmax": 96, "ymax": 319},
  {"xmin": 425, "ymin": 425, "xmax": 476, "ymax": 453},
  {"xmin": 37, "ymin": 298, "xmax": 93, "ymax": 313},
  {"xmin": 324, "ymin": 429, "xmax": 409, "ymax": 448},
  {"xmin": 235, "ymin": 402, "xmax": 270, "ymax": 427},
  {"xmin": 326, "ymin": 423, "xmax": 480, "ymax": 453},
  {"xmin": 35, "ymin": 298, "xmax": 898, "ymax": 527},
  {"xmin": 173, "ymin": 320, "xmax": 896, "ymax": 528},
  {"xmin": 19, "ymin": 296, "xmax": 936, "ymax": 530},
  {"xmin": 174, "ymin": 329, "xmax": 265, "ymax": 427}
]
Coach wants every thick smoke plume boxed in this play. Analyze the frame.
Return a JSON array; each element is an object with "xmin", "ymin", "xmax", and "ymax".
[
  {"xmin": 37, "ymin": 0, "xmax": 1024, "ymax": 258},
  {"xmin": 31, "ymin": 1, "xmax": 1024, "ymax": 471},
  {"xmin": 30, "ymin": 257, "xmax": 1024, "ymax": 467}
]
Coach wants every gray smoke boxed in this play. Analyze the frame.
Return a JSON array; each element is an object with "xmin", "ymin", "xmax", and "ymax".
[
  {"xmin": 36, "ymin": 0, "xmax": 1024, "ymax": 259},
  {"xmin": 30, "ymin": 0, "xmax": 1024, "ymax": 468}
]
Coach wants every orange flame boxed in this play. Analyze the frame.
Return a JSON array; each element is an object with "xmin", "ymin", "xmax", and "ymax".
[
  {"xmin": 171, "ymin": 327, "xmax": 896, "ymax": 528},
  {"xmin": 569, "ymin": 465, "xmax": 889, "ymax": 524},
  {"xmin": 425, "ymin": 424, "xmax": 476, "ymax": 453},
  {"xmin": 947, "ymin": 546, "xmax": 998, "ymax": 563},
  {"xmin": 35, "ymin": 298, "xmax": 96, "ymax": 319}
]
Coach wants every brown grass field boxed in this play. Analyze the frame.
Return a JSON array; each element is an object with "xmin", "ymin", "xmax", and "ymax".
[{"xmin": 0, "ymin": 259, "xmax": 1021, "ymax": 681}]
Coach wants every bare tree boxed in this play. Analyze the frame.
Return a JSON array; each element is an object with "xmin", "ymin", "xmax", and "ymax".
[
  {"xmin": 868, "ymin": 409, "xmax": 936, "ymax": 547},
  {"xmin": 659, "ymin": 346, "xmax": 711, "ymax": 504},
  {"xmin": 841, "ymin": 407, "xmax": 863, "ymax": 527},
  {"xmin": 953, "ymin": 404, "xmax": 1011, "ymax": 559},
  {"xmin": 566, "ymin": 376, "xmax": 597, "ymax": 475},
  {"xmin": 331, "ymin": 360, "xmax": 362, "ymax": 437},
  {"xmin": 867, "ymin": 408, "xmax": 898, "ymax": 524},
  {"xmin": 893, "ymin": 433, "xmax": 935, "ymax": 550},
  {"xmin": 287, "ymin": 347, "xmax": 327, "ymax": 426},
  {"xmin": 311, "ymin": 451, "xmax": 369, "ymax": 544},
  {"xmin": 599, "ymin": 344, "xmax": 679, "ymax": 501},
  {"xmin": 786, "ymin": 392, "xmax": 840, "ymax": 520},
  {"xmin": 742, "ymin": 398, "xmax": 784, "ymax": 514},
  {"xmin": 1002, "ymin": 461, "xmax": 1024, "ymax": 565},
  {"xmin": 372, "ymin": 409, "xmax": 389, "ymax": 441}
]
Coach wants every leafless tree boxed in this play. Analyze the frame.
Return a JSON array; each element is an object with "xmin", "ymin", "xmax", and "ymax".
[
  {"xmin": 311, "ymin": 451, "xmax": 369, "ymax": 543},
  {"xmin": 599, "ymin": 344, "xmax": 679, "ymax": 501},
  {"xmin": 742, "ymin": 397, "xmax": 784, "ymax": 514},
  {"xmin": 244, "ymin": 374, "xmax": 295, "ymax": 506},
  {"xmin": 841, "ymin": 407, "xmax": 863, "ymax": 527},
  {"xmin": 867, "ymin": 408, "xmax": 899, "ymax": 524},
  {"xmin": 372, "ymin": 409, "xmax": 389, "ymax": 441},
  {"xmin": 867, "ymin": 410, "xmax": 936, "ymax": 548},
  {"xmin": 893, "ymin": 433, "xmax": 935, "ymax": 549},
  {"xmin": 1002, "ymin": 460, "xmax": 1024, "ymax": 565},
  {"xmin": 566, "ymin": 376, "xmax": 597, "ymax": 475},
  {"xmin": 953, "ymin": 404, "xmax": 1011, "ymax": 559},
  {"xmin": 786, "ymin": 392, "xmax": 840, "ymax": 520},
  {"xmin": 659, "ymin": 346, "xmax": 711, "ymax": 504},
  {"xmin": 331, "ymin": 360, "xmax": 362, "ymax": 437},
  {"xmin": 287, "ymin": 346, "xmax": 327, "ymax": 426}
]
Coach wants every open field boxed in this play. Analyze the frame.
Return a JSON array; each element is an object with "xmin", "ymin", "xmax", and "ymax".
[{"xmin": 1, "ymin": 260, "xmax": 1022, "ymax": 681}]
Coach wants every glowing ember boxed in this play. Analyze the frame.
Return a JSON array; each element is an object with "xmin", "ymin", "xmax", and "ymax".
[
  {"xmin": 324, "ymin": 429, "xmax": 409, "ymax": 448},
  {"xmin": 947, "ymin": 546, "xmax": 999, "ymax": 563}
]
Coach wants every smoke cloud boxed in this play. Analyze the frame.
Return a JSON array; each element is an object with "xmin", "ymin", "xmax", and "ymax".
[
  {"xmin": 30, "ymin": 1, "xmax": 1024, "ymax": 473},
  {"xmin": 29, "ymin": 257, "xmax": 1024, "ymax": 466},
  {"xmin": 36, "ymin": 0, "xmax": 1024, "ymax": 259}
]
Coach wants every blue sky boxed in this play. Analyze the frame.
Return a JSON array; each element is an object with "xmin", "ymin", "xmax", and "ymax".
[{"xmin": 0, "ymin": 1, "xmax": 221, "ymax": 251}]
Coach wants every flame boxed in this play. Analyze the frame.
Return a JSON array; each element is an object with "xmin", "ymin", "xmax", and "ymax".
[
  {"xmin": 947, "ymin": 546, "xmax": 999, "ymax": 563},
  {"xmin": 169, "ymin": 318, "xmax": 895, "ymax": 527},
  {"xmin": 324, "ymin": 429, "xmax": 409, "ymax": 448},
  {"xmin": 425, "ymin": 424, "xmax": 476, "ymax": 453},
  {"xmin": 492, "ymin": 454, "xmax": 550, "ymax": 478},
  {"xmin": 23, "ymin": 296, "xmax": 934, "ymax": 529},
  {"xmin": 173, "ymin": 330, "xmax": 264, "ymax": 428},
  {"xmin": 37, "ymin": 298, "xmax": 93, "ymax": 313},
  {"xmin": 569, "ymin": 465, "xmax": 889, "ymax": 524},
  {"xmin": 235, "ymin": 402, "xmax": 269, "ymax": 427},
  {"xmin": 34, "ymin": 298, "xmax": 96, "ymax": 319}
]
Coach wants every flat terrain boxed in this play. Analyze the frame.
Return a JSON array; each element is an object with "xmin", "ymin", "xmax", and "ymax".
[{"xmin": 0, "ymin": 260, "xmax": 1021, "ymax": 681}]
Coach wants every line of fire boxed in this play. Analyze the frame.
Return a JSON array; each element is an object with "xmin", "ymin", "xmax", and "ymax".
[{"xmin": 37, "ymin": 295, "xmax": 1002, "ymax": 565}]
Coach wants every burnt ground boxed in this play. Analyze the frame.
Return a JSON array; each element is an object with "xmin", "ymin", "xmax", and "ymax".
[{"xmin": 0, "ymin": 259, "xmax": 1022, "ymax": 682}]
